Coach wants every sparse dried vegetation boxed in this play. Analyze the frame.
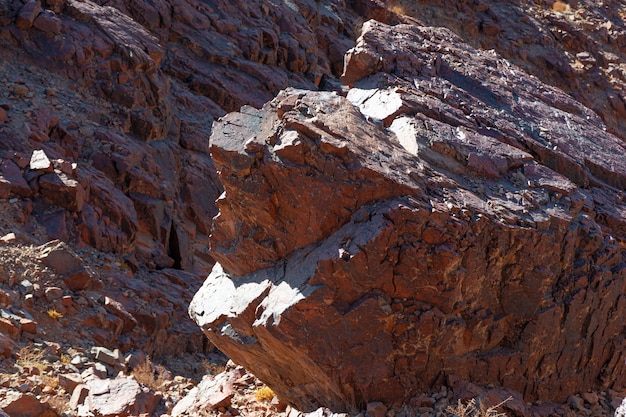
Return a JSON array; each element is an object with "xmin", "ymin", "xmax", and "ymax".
[
  {"xmin": 446, "ymin": 397, "xmax": 510, "ymax": 417},
  {"xmin": 201, "ymin": 357, "xmax": 226, "ymax": 375},
  {"xmin": 46, "ymin": 394, "xmax": 68, "ymax": 414},
  {"xmin": 46, "ymin": 309, "xmax": 63, "ymax": 320},
  {"xmin": 254, "ymin": 386, "xmax": 276, "ymax": 402},
  {"xmin": 132, "ymin": 356, "xmax": 170, "ymax": 392},
  {"xmin": 16, "ymin": 344, "xmax": 47, "ymax": 372}
]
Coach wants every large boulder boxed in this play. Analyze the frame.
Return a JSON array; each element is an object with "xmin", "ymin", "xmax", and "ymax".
[{"xmin": 191, "ymin": 20, "xmax": 626, "ymax": 412}]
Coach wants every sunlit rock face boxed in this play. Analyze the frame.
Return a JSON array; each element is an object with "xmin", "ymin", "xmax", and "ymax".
[{"xmin": 191, "ymin": 20, "xmax": 626, "ymax": 413}]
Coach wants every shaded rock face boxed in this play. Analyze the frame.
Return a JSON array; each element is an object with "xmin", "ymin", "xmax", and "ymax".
[
  {"xmin": 0, "ymin": 0, "xmax": 361, "ymax": 274},
  {"xmin": 191, "ymin": 20, "xmax": 626, "ymax": 412}
]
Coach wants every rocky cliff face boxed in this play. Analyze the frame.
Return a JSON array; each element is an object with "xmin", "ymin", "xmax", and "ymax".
[
  {"xmin": 0, "ymin": 0, "xmax": 363, "ymax": 394},
  {"xmin": 0, "ymin": 0, "xmax": 362, "ymax": 274},
  {"xmin": 1, "ymin": 0, "xmax": 626, "ymax": 414},
  {"xmin": 191, "ymin": 15, "xmax": 626, "ymax": 414}
]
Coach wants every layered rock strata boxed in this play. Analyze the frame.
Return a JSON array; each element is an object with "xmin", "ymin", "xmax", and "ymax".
[
  {"xmin": 0, "ymin": 0, "xmax": 361, "ymax": 274},
  {"xmin": 191, "ymin": 20, "xmax": 626, "ymax": 412}
]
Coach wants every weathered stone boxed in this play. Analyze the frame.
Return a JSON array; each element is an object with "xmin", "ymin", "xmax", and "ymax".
[
  {"xmin": 171, "ymin": 368, "xmax": 242, "ymax": 416},
  {"xmin": 16, "ymin": 0, "xmax": 41, "ymax": 29},
  {"xmin": 29, "ymin": 149, "xmax": 53, "ymax": 172},
  {"xmin": 63, "ymin": 270, "xmax": 94, "ymax": 291},
  {"xmin": 58, "ymin": 373, "xmax": 83, "ymax": 394},
  {"xmin": 0, "ymin": 160, "xmax": 31, "ymax": 197},
  {"xmin": 77, "ymin": 167, "xmax": 138, "ymax": 254},
  {"xmin": 0, "ymin": 317, "xmax": 19, "ymax": 341},
  {"xmin": 0, "ymin": 333, "xmax": 15, "ymax": 358},
  {"xmin": 92, "ymin": 346, "xmax": 121, "ymax": 366},
  {"xmin": 44, "ymin": 286, "xmax": 63, "ymax": 301},
  {"xmin": 366, "ymin": 402, "xmax": 386, "ymax": 417},
  {"xmin": 103, "ymin": 296, "xmax": 137, "ymax": 333},
  {"xmin": 581, "ymin": 391, "xmax": 599, "ymax": 405},
  {"xmin": 38, "ymin": 240, "xmax": 83, "ymax": 275},
  {"xmin": 32, "ymin": 9, "xmax": 62, "ymax": 34},
  {"xmin": 191, "ymin": 19, "xmax": 626, "ymax": 412},
  {"xmin": 84, "ymin": 376, "xmax": 159, "ymax": 417},
  {"xmin": 46, "ymin": 0, "xmax": 65, "ymax": 13},
  {"xmin": 69, "ymin": 384, "xmax": 89, "ymax": 409},
  {"xmin": 0, "ymin": 177, "xmax": 9, "ymax": 199},
  {"xmin": 38, "ymin": 171, "xmax": 86, "ymax": 212},
  {"xmin": 0, "ymin": 391, "xmax": 50, "ymax": 417},
  {"xmin": 18, "ymin": 318, "xmax": 36, "ymax": 334}
]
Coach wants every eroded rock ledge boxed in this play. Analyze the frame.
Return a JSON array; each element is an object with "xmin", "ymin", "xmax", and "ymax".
[{"xmin": 191, "ymin": 20, "xmax": 626, "ymax": 412}]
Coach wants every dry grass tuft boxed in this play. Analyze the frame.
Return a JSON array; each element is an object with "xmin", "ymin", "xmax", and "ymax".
[
  {"xmin": 132, "ymin": 357, "xmax": 170, "ymax": 392},
  {"xmin": 446, "ymin": 397, "xmax": 510, "ymax": 417},
  {"xmin": 551, "ymin": 1, "xmax": 570, "ymax": 12},
  {"xmin": 388, "ymin": 3, "xmax": 408, "ymax": 16},
  {"xmin": 46, "ymin": 309, "xmax": 63, "ymax": 320},
  {"xmin": 16, "ymin": 344, "xmax": 47, "ymax": 372},
  {"xmin": 46, "ymin": 394, "xmax": 67, "ymax": 414},
  {"xmin": 42, "ymin": 374, "xmax": 59, "ymax": 390},
  {"xmin": 254, "ymin": 386, "xmax": 275, "ymax": 402},
  {"xmin": 201, "ymin": 358, "xmax": 226, "ymax": 375}
]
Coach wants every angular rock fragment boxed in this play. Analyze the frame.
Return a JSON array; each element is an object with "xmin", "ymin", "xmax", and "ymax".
[
  {"xmin": 38, "ymin": 170, "xmax": 86, "ymax": 212},
  {"xmin": 0, "ymin": 160, "xmax": 31, "ymax": 197},
  {"xmin": 29, "ymin": 149, "xmax": 52, "ymax": 172},
  {"xmin": 16, "ymin": 0, "xmax": 41, "ymax": 29},
  {"xmin": 171, "ymin": 368, "xmax": 243, "ymax": 416},
  {"xmin": 191, "ymin": 20, "xmax": 626, "ymax": 412},
  {"xmin": 0, "ymin": 390, "xmax": 50, "ymax": 417},
  {"xmin": 38, "ymin": 240, "xmax": 95, "ymax": 290}
]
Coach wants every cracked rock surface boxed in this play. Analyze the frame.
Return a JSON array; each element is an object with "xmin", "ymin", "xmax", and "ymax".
[{"xmin": 191, "ymin": 19, "xmax": 626, "ymax": 413}]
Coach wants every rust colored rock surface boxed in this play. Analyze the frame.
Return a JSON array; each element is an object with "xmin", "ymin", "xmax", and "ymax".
[
  {"xmin": 0, "ymin": 391, "xmax": 50, "ymax": 417},
  {"xmin": 191, "ymin": 20, "xmax": 626, "ymax": 413},
  {"xmin": 0, "ymin": 0, "xmax": 362, "ymax": 276}
]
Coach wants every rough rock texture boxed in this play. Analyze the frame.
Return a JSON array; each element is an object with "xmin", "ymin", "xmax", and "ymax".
[
  {"xmin": 78, "ymin": 375, "xmax": 159, "ymax": 417},
  {"xmin": 191, "ymin": 19, "xmax": 626, "ymax": 413},
  {"xmin": 384, "ymin": 0, "xmax": 626, "ymax": 144},
  {"xmin": 0, "ymin": 0, "xmax": 361, "ymax": 275},
  {"xmin": 0, "ymin": 390, "xmax": 52, "ymax": 417},
  {"xmin": 0, "ymin": 0, "xmax": 364, "ymax": 364}
]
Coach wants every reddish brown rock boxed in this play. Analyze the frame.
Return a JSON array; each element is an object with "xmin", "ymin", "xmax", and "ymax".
[
  {"xmin": 0, "ymin": 391, "xmax": 50, "ymax": 417},
  {"xmin": 171, "ymin": 368, "xmax": 243, "ymax": 416},
  {"xmin": 63, "ymin": 270, "xmax": 94, "ymax": 291},
  {"xmin": 0, "ymin": 178, "xmax": 9, "ymax": 199},
  {"xmin": 16, "ymin": 0, "xmax": 41, "ymax": 29},
  {"xmin": 77, "ymin": 167, "xmax": 138, "ymax": 254},
  {"xmin": 18, "ymin": 318, "xmax": 37, "ymax": 334},
  {"xmin": 32, "ymin": 10, "xmax": 62, "ymax": 34},
  {"xmin": 0, "ymin": 333, "xmax": 15, "ymax": 358},
  {"xmin": 58, "ymin": 373, "xmax": 83, "ymax": 394},
  {"xmin": 191, "ymin": 20, "xmax": 626, "ymax": 412},
  {"xmin": 38, "ymin": 240, "xmax": 83, "ymax": 275},
  {"xmin": 0, "ymin": 160, "xmax": 31, "ymax": 198},
  {"xmin": 38, "ymin": 171, "xmax": 86, "ymax": 212},
  {"xmin": 0, "ymin": 0, "xmax": 364, "ymax": 278},
  {"xmin": 103, "ymin": 296, "xmax": 137, "ymax": 333},
  {"xmin": 38, "ymin": 241, "xmax": 95, "ymax": 290},
  {"xmin": 83, "ymin": 376, "xmax": 159, "ymax": 417},
  {"xmin": 0, "ymin": 317, "xmax": 19, "ymax": 341}
]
